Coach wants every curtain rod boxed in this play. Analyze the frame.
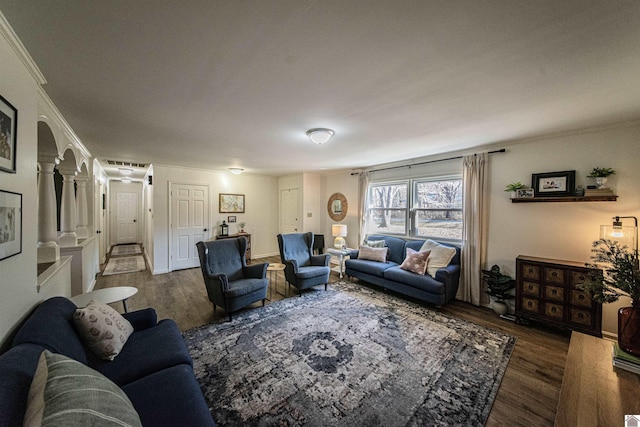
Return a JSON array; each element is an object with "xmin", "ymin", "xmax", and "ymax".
[{"xmin": 350, "ymin": 148, "xmax": 506, "ymax": 175}]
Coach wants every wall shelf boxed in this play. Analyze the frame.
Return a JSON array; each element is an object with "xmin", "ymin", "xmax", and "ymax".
[{"xmin": 511, "ymin": 195, "xmax": 617, "ymax": 203}]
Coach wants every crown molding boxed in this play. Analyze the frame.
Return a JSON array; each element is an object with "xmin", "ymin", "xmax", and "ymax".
[{"xmin": 0, "ymin": 10, "xmax": 46, "ymax": 85}]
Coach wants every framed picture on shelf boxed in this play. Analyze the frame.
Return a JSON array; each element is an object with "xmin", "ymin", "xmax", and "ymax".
[
  {"xmin": 0, "ymin": 190, "xmax": 22, "ymax": 261},
  {"xmin": 219, "ymin": 193, "xmax": 245, "ymax": 213},
  {"xmin": 532, "ymin": 171, "xmax": 575, "ymax": 197},
  {"xmin": 0, "ymin": 95, "xmax": 18, "ymax": 174},
  {"xmin": 227, "ymin": 215, "xmax": 236, "ymax": 223},
  {"xmin": 516, "ymin": 188, "xmax": 534, "ymax": 198}
]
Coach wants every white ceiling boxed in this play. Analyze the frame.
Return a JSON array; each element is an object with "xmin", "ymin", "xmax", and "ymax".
[{"xmin": 2, "ymin": 1, "xmax": 639, "ymax": 178}]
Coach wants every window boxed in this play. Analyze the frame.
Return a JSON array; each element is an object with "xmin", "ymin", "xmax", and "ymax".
[{"xmin": 364, "ymin": 177, "xmax": 462, "ymax": 241}]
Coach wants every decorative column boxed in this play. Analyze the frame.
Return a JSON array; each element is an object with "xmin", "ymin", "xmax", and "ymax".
[
  {"xmin": 58, "ymin": 166, "xmax": 78, "ymax": 247},
  {"xmin": 37, "ymin": 157, "xmax": 60, "ymax": 262},
  {"xmin": 75, "ymin": 175, "xmax": 89, "ymax": 239}
]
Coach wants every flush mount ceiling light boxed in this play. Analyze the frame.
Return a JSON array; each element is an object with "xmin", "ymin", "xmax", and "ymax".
[
  {"xmin": 228, "ymin": 168, "xmax": 244, "ymax": 175},
  {"xmin": 306, "ymin": 128, "xmax": 334, "ymax": 145},
  {"xmin": 121, "ymin": 178, "xmax": 132, "ymax": 183},
  {"xmin": 119, "ymin": 167, "xmax": 133, "ymax": 176}
]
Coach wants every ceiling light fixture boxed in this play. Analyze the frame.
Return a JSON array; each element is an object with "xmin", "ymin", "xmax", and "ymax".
[
  {"xmin": 121, "ymin": 178, "xmax": 132, "ymax": 183},
  {"xmin": 119, "ymin": 168, "xmax": 133, "ymax": 176},
  {"xmin": 306, "ymin": 128, "xmax": 334, "ymax": 145},
  {"xmin": 228, "ymin": 168, "xmax": 244, "ymax": 175}
]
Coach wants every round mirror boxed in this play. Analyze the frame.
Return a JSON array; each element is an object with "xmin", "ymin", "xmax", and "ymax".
[{"xmin": 327, "ymin": 193, "xmax": 348, "ymax": 222}]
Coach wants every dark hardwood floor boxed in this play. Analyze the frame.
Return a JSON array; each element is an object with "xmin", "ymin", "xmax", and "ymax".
[{"xmin": 97, "ymin": 251, "xmax": 569, "ymax": 426}]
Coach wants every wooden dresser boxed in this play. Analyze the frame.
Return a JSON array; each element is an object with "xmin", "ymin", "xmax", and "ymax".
[
  {"xmin": 216, "ymin": 233, "xmax": 251, "ymax": 262},
  {"xmin": 515, "ymin": 255, "xmax": 602, "ymax": 337}
]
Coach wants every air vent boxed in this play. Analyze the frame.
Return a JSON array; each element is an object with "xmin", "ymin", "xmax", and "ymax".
[{"xmin": 104, "ymin": 159, "xmax": 147, "ymax": 168}]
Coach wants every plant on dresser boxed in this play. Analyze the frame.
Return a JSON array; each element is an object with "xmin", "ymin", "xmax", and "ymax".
[{"xmin": 515, "ymin": 256, "xmax": 602, "ymax": 337}]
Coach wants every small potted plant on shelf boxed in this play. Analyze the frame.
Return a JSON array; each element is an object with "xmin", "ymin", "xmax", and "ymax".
[
  {"xmin": 504, "ymin": 182, "xmax": 525, "ymax": 199},
  {"xmin": 587, "ymin": 167, "xmax": 615, "ymax": 189},
  {"xmin": 482, "ymin": 265, "xmax": 515, "ymax": 315},
  {"xmin": 238, "ymin": 222, "xmax": 246, "ymax": 233}
]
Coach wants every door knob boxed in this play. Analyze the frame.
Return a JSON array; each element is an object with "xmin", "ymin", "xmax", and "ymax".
[
  {"xmin": 204, "ymin": 228, "xmax": 208, "ymax": 232},
  {"xmin": 133, "ymin": 219, "xmax": 137, "ymax": 223}
]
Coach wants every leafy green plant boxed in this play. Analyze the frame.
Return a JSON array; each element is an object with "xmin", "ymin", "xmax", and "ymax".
[
  {"xmin": 238, "ymin": 221, "xmax": 246, "ymax": 230},
  {"xmin": 504, "ymin": 182, "xmax": 525, "ymax": 192},
  {"xmin": 482, "ymin": 265, "xmax": 515, "ymax": 302},
  {"xmin": 587, "ymin": 167, "xmax": 615, "ymax": 178},
  {"xmin": 580, "ymin": 239, "xmax": 640, "ymax": 303}
]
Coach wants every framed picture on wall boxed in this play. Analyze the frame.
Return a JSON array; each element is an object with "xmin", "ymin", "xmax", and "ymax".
[
  {"xmin": 0, "ymin": 95, "xmax": 18, "ymax": 174},
  {"xmin": 0, "ymin": 190, "xmax": 22, "ymax": 261},
  {"xmin": 219, "ymin": 193, "xmax": 245, "ymax": 213},
  {"xmin": 532, "ymin": 171, "xmax": 575, "ymax": 197},
  {"xmin": 227, "ymin": 215, "xmax": 236, "ymax": 223}
]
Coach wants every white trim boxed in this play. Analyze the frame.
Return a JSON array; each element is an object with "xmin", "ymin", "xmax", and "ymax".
[{"xmin": 0, "ymin": 10, "xmax": 47, "ymax": 85}]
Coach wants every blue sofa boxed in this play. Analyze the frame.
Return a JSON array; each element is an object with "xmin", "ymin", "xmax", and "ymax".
[
  {"xmin": 345, "ymin": 235, "xmax": 461, "ymax": 306},
  {"xmin": 0, "ymin": 297, "xmax": 215, "ymax": 427}
]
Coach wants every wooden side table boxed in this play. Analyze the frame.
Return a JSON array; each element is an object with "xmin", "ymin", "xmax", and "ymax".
[{"xmin": 267, "ymin": 263, "xmax": 286, "ymax": 299}]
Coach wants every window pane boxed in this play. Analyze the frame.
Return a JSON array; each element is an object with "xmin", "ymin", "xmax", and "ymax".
[
  {"xmin": 364, "ymin": 209, "xmax": 407, "ymax": 235},
  {"xmin": 369, "ymin": 183, "xmax": 407, "ymax": 208},
  {"xmin": 415, "ymin": 180, "xmax": 462, "ymax": 209},
  {"xmin": 415, "ymin": 209, "xmax": 462, "ymax": 240}
]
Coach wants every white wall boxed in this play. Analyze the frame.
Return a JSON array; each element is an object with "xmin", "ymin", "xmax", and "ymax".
[
  {"xmin": 0, "ymin": 23, "xmax": 69, "ymax": 347},
  {"xmin": 487, "ymin": 122, "xmax": 640, "ymax": 336},
  {"xmin": 152, "ymin": 165, "xmax": 279, "ymax": 274},
  {"xmin": 322, "ymin": 172, "xmax": 360, "ymax": 250}
]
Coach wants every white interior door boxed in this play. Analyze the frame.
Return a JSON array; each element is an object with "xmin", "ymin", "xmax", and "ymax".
[
  {"xmin": 116, "ymin": 192, "xmax": 138, "ymax": 244},
  {"xmin": 280, "ymin": 188, "xmax": 299, "ymax": 233},
  {"xmin": 170, "ymin": 183, "xmax": 209, "ymax": 271}
]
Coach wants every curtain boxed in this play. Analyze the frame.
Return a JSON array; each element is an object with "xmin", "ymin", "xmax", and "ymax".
[
  {"xmin": 458, "ymin": 153, "xmax": 489, "ymax": 306},
  {"xmin": 357, "ymin": 171, "xmax": 370, "ymax": 246}
]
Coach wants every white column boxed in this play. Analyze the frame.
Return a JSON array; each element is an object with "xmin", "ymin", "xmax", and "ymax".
[
  {"xmin": 75, "ymin": 175, "xmax": 89, "ymax": 239},
  {"xmin": 58, "ymin": 167, "xmax": 78, "ymax": 247},
  {"xmin": 37, "ymin": 158, "xmax": 60, "ymax": 262}
]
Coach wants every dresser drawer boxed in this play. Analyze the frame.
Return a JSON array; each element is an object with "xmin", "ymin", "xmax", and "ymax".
[
  {"xmin": 571, "ymin": 289, "xmax": 593, "ymax": 307},
  {"xmin": 545, "ymin": 285, "xmax": 565, "ymax": 302},
  {"xmin": 570, "ymin": 308, "xmax": 593, "ymax": 326},
  {"xmin": 522, "ymin": 297, "xmax": 540, "ymax": 314},
  {"xmin": 521, "ymin": 281, "xmax": 540, "ymax": 297},
  {"xmin": 522, "ymin": 264, "xmax": 540, "ymax": 280},
  {"xmin": 571, "ymin": 271, "xmax": 590, "ymax": 286},
  {"xmin": 545, "ymin": 268, "xmax": 565, "ymax": 284},
  {"xmin": 544, "ymin": 302, "xmax": 564, "ymax": 320}
]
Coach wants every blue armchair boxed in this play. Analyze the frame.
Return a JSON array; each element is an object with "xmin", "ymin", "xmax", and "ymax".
[
  {"xmin": 277, "ymin": 232, "xmax": 331, "ymax": 296},
  {"xmin": 196, "ymin": 237, "xmax": 268, "ymax": 321}
]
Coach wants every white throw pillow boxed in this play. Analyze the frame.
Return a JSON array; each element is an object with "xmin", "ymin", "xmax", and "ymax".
[
  {"xmin": 73, "ymin": 299, "xmax": 133, "ymax": 361},
  {"xmin": 420, "ymin": 239, "xmax": 457, "ymax": 277},
  {"xmin": 364, "ymin": 239, "xmax": 386, "ymax": 248}
]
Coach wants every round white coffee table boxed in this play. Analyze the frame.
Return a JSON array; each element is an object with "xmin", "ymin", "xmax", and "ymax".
[
  {"xmin": 267, "ymin": 263, "xmax": 286, "ymax": 299},
  {"xmin": 70, "ymin": 286, "xmax": 138, "ymax": 313}
]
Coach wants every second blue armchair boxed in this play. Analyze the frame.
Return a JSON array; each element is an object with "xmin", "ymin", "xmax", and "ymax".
[{"xmin": 277, "ymin": 232, "xmax": 331, "ymax": 296}]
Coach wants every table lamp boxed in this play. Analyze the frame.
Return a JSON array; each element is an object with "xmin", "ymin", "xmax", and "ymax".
[{"xmin": 332, "ymin": 224, "xmax": 347, "ymax": 249}]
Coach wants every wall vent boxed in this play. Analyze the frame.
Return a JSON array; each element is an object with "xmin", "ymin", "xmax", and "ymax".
[{"xmin": 104, "ymin": 159, "xmax": 147, "ymax": 168}]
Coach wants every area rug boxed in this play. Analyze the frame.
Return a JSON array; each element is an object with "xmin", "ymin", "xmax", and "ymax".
[
  {"xmin": 183, "ymin": 281, "xmax": 516, "ymax": 426},
  {"xmin": 111, "ymin": 244, "xmax": 142, "ymax": 256},
  {"xmin": 102, "ymin": 255, "xmax": 146, "ymax": 276}
]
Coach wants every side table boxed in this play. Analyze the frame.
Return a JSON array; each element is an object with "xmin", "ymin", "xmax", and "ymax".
[
  {"xmin": 327, "ymin": 248, "xmax": 353, "ymax": 279},
  {"xmin": 70, "ymin": 286, "xmax": 138, "ymax": 313},
  {"xmin": 267, "ymin": 263, "xmax": 286, "ymax": 300}
]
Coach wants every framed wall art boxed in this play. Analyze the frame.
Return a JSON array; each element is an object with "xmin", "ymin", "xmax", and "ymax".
[
  {"xmin": 0, "ymin": 95, "xmax": 17, "ymax": 174},
  {"xmin": 532, "ymin": 170, "xmax": 575, "ymax": 197},
  {"xmin": 516, "ymin": 188, "xmax": 535, "ymax": 198},
  {"xmin": 227, "ymin": 215, "xmax": 237, "ymax": 223},
  {"xmin": 219, "ymin": 193, "xmax": 245, "ymax": 213},
  {"xmin": 0, "ymin": 190, "xmax": 22, "ymax": 261}
]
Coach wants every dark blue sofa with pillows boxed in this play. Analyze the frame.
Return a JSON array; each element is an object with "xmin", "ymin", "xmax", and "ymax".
[
  {"xmin": 0, "ymin": 296, "xmax": 215, "ymax": 427},
  {"xmin": 345, "ymin": 235, "xmax": 461, "ymax": 306}
]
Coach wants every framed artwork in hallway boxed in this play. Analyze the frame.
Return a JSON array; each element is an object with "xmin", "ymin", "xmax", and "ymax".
[
  {"xmin": 0, "ymin": 190, "xmax": 22, "ymax": 261},
  {"xmin": 0, "ymin": 95, "xmax": 17, "ymax": 174}
]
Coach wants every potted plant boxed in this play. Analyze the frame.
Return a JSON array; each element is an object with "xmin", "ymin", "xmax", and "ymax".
[
  {"xmin": 587, "ymin": 167, "xmax": 615, "ymax": 189},
  {"xmin": 482, "ymin": 265, "xmax": 515, "ymax": 315},
  {"xmin": 238, "ymin": 221, "xmax": 246, "ymax": 233},
  {"xmin": 580, "ymin": 239, "xmax": 640, "ymax": 356},
  {"xmin": 504, "ymin": 182, "xmax": 525, "ymax": 199}
]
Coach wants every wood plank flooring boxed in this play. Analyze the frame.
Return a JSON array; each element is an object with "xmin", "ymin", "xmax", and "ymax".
[{"xmin": 96, "ymin": 252, "xmax": 570, "ymax": 426}]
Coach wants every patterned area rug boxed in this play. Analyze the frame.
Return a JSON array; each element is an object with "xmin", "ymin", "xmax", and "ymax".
[
  {"xmin": 111, "ymin": 244, "xmax": 142, "ymax": 256},
  {"xmin": 183, "ymin": 281, "xmax": 516, "ymax": 426},
  {"xmin": 102, "ymin": 255, "xmax": 146, "ymax": 276}
]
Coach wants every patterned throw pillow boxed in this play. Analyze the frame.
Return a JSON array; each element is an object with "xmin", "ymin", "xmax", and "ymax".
[
  {"xmin": 420, "ymin": 239, "xmax": 457, "ymax": 277},
  {"xmin": 357, "ymin": 246, "xmax": 388, "ymax": 263},
  {"xmin": 23, "ymin": 350, "xmax": 142, "ymax": 427},
  {"xmin": 73, "ymin": 299, "xmax": 133, "ymax": 361},
  {"xmin": 399, "ymin": 248, "xmax": 431, "ymax": 275},
  {"xmin": 365, "ymin": 239, "xmax": 386, "ymax": 248}
]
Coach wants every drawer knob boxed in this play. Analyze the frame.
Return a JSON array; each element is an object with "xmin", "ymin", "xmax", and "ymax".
[
  {"xmin": 552, "ymin": 272, "xmax": 557, "ymax": 277},
  {"xmin": 551, "ymin": 307, "xmax": 557, "ymax": 313},
  {"xmin": 578, "ymin": 294, "xmax": 585, "ymax": 301},
  {"xmin": 527, "ymin": 301, "xmax": 532, "ymax": 307},
  {"xmin": 552, "ymin": 289, "xmax": 557, "ymax": 295}
]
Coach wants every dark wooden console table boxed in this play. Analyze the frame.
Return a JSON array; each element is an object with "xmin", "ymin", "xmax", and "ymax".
[{"xmin": 216, "ymin": 233, "xmax": 251, "ymax": 262}]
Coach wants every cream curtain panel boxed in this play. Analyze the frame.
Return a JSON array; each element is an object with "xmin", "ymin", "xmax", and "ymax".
[
  {"xmin": 357, "ymin": 171, "xmax": 370, "ymax": 245},
  {"xmin": 458, "ymin": 153, "xmax": 489, "ymax": 306}
]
